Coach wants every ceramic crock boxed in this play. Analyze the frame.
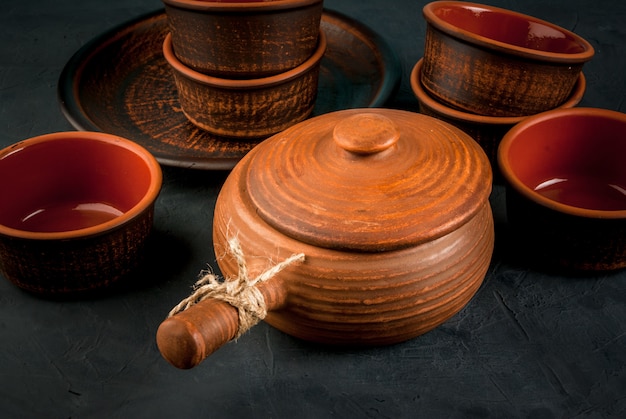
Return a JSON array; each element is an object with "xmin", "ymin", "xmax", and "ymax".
[
  {"xmin": 157, "ymin": 109, "xmax": 494, "ymax": 369},
  {"xmin": 0, "ymin": 131, "xmax": 162, "ymax": 296},
  {"xmin": 498, "ymin": 107, "xmax": 626, "ymax": 271},
  {"xmin": 163, "ymin": 0, "xmax": 324, "ymax": 78},
  {"xmin": 163, "ymin": 29, "xmax": 326, "ymax": 138},
  {"xmin": 421, "ymin": 1, "xmax": 594, "ymax": 117}
]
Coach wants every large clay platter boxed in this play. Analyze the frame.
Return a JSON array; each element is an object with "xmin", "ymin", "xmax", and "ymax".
[{"xmin": 58, "ymin": 9, "xmax": 401, "ymax": 170}]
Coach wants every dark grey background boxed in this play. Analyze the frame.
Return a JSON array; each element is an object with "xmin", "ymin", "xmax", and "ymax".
[{"xmin": 0, "ymin": 0, "xmax": 624, "ymax": 417}]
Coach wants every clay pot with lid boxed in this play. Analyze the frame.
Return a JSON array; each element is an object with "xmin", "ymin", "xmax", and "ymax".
[{"xmin": 157, "ymin": 109, "xmax": 494, "ymax": 369}]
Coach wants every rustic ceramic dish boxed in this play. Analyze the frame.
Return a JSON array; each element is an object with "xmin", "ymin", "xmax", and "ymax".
[
  {"xmin": 157, "ymin": 108, "xmax": 494, "ymax": 369},
  {"xmin": 421, "ymin": 1, "xmax": 594, "ymax": 117},
  {"xmin": 163, "ymin": 0, "xmax": 323, "ymax": 78},
  {"xmin": 0, "ymin": 132, "xmax": 162, "ymax": 296},
  {"xmin": 498, "ymin": 107, "xmax": 626, "ymax": 271},
  {"xmin": 163, "ymin": 30, "xmax": 326, "ymax": 138},
  {"xmin": 411, "ymin": 58, "xmax": 586, "ymax": 169}
]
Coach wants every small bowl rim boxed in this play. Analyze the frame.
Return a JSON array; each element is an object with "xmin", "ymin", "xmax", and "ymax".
[
  {"xmin": 497, "ymin": 107, "xmax": 626, "ymax": 219},
  {"xmin": 163, "ymin": 29, "xmax": 327, "ymax": 87},
  {"xmin": 0, "ymin": 131, "xmax": 162, "ymax": 240},
  {"xmin": 410, "ymin": 58, "xmax": 586, "ymax": 126},
  {"xmin": 163, "ymin": 0, "xmax": 322, "ymax": 13},
  {"xmin": 423, "ymin": 1, "xmax": 595, "ymax": 63}
]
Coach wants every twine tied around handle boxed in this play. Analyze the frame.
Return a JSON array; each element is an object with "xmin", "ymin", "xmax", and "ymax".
[{"xmin": 167, "ymin": 236, "xmax": 305, "ymax": 339}]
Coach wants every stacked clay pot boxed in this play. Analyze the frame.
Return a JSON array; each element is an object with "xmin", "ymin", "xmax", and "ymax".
[
  {"xmin": 412, "ymin": 1, "xmax": 594, "ymax": 167},
  {"xmin": 162, "ymin": 0, "xmax": 326, "ymax": 139}
]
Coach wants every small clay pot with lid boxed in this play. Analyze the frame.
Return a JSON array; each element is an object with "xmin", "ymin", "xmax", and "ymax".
[{"xmin": 157, "ymin": 109, "xmax": 494, "ymax": 369}]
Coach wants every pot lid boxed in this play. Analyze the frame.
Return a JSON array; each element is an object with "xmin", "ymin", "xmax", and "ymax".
[{"xmin": 245, "ymin": 109, "xmax": 492, "ymax": 252}]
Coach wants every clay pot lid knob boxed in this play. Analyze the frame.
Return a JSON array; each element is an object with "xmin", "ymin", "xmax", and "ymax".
[{"xmin": 333, "ymin": 113, "xmax": 400, "ymax": 155}]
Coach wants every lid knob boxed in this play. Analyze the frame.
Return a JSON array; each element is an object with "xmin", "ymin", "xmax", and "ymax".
[{"xmin": 333, "ymin": 113, "xmax": 400, "ymax": 155}]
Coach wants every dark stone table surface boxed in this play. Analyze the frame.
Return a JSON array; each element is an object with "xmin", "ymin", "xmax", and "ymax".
[{"xmin": 0, "ymin": 0, "xmax": 624, "ymax": 417}]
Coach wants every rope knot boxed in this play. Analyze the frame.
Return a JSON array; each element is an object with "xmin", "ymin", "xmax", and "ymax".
[{"xmin": 168, "ymin": 237, "xmax": 305, "ymax": 339}]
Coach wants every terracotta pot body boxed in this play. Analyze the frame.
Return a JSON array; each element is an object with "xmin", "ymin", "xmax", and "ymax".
[
  {"xmin": 163, "ymin": 0, "xmax": 324, "ymax": 78},
  {"xmin": 156, "ymin": 108, "xmax": 494, "ymax": 369},
  {"xmin": 411, "ymin": 59, "xmax": 585, "ymax": 171},
  {"xmin": 215, "ymin": 108, "xmax": 494, "ymax": 344},
  {"xmin": 163, "ymin": 31, "xmax": 325, "ymax": 139},
  {"xmin": 0, "ymin": 132, "xmax": 162, "ymax": 295},
  {"xmin": 498, "ymin": 108, "xmax": 626, "ymax": 271},
  {"xmin": 421, "ymin": 1, "xmax": 594, "ymax": 117}
]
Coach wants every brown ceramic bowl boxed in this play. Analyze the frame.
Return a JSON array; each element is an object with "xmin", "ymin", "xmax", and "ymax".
[
  {"xmin": 157, "ymin": 109, "xmax": 494, "ymax": 369},
  {"xmin": 163, "ymin": 29, "xmax": 326, "ymax": 139},
  {"xmin": 411, "ymin": 58, "xmax": 586, "ymax": 169},
  {"xmin": 0, "ymin": 132, "xmax": 162, "ymax": 295},
  {"xmin": 421, "ymin": 1, "xmax": 594, "ymax": 117},
  {"xmin": 163, "ymin": 0, "xmax": 323, "ymax": 78},
  {"xmin": 498, "ymin": 108, "xmax": 626, "ymax": 271}
]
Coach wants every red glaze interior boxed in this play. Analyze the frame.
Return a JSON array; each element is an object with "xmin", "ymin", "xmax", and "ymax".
[
  {"xmin": 433, "ymin": 3, "xmax": 587, "ymax": 54},
  {"xmin": 502, "ymin": 109, "xmax": 626, "ymax": 212},
  {"xmin": 0, "ymin": 136, "xmax": 154, "ymax": 233}
]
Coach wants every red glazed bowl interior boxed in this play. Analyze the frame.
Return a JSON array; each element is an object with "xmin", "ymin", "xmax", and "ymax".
[
  {"xmin": 425, "ymin": 1, "xmax": 594, "ymax": 60},
  {"xmin": 498, "ymin": 108, "xmax": 626, "ymax": 217},
  {"xmin": 0, "ymin": 132, "xmax": 162, "ymax": 239}
]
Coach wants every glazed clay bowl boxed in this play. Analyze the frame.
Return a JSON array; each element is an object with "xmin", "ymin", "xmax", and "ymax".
[
  {"xmin": 0, "ymin": 132, "xmax": 162, "ymax": 296},
  {"xmin": 498, "ymin": 108, "xmax": 626, "ymax": 271},
  {"xmin": 163, "ymin": 30, "xmax": 326, "ymax": 139},
  {"xmin": 163, "ymin": 0, "xmax": 324, "ymax": 78},
  {"xmin": 411, "ymin": 58, "xmax": 586, "ymax": 169},
  {"xmin": 421, "ymin": 1, "xmax": 594, "ymax": 117},
  {"xmin": 157, "ymin": 109, "xmax": 494, "ymax": 369}
]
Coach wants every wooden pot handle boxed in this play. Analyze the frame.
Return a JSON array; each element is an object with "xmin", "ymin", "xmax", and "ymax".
[
  {"xmin": 156, "ymin": 279, "xmax": 287, "ymax": 369},
  {"xmin": 156, "ymin": 298, "xmax": 239, "ymax": 369}
]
